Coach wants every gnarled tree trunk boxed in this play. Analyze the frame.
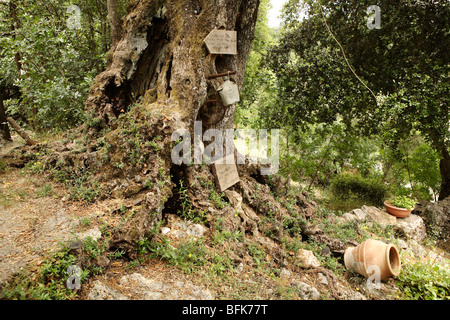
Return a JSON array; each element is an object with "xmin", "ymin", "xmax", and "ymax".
[
  {"xmin": 86, "ymin": 0, "xmax": 259, "ymax": 133},
  {"xmin": 80, "ymin": 0, "xmax": 261, "ymax": 256},
  {"xmin": 439, "ymin": 152, "xmax": 450, "ymax": 201},
  {"xmin": 0, "ymin": 95, "xmax": 12, "ymax": 142}
]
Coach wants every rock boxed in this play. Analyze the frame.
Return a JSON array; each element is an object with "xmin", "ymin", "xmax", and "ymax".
[
  {"xmin": 308, "ymin": 233, "xmax": 347, "ymax": 253},
  {"xmin": 361, "ymin": 205, "xmax": 397, "ymax": 227},
  {"xmin": 334, "ymin": 216, "xmax": 346, "ymax": 224},
  {"xmin": 224, "ymin": 190, "xmax": 243, "ymax": 209},
  {"xmin": 344, "ymin": 290, "xmax": 367, "ymax": 300},
  {"xmin": 342, "ymin": 212, "xmax": 357, "ymax": 222},
  {"xmin": 293, "ymin": 281, "xmax": 321, "ymax": 300},
  {"xmin": 93, "ymin": 255, "xmax": 110, "ymax": 268},
  {"xmin": 395, "ymin": 239, "xmax": 408, "ymax": 250},
  {"xmin": 176, "ymin": 220, "xmax": 208, "ymax": 238},
  {"xmin": 166, "ymin": 229, "xmax": 188, "ymax": 239},
  {"xmin": 77, "ymin": 227, "xmax": 102, "ymax": 242},
  {"xmin": 280, "ymin": 268, "xmax": 291, "ymax": 279},
  {"xmin": 318, "ymin": 272, "xmax": 328, "ymax": 285},
  {"xmin": 296, "ymin": 249, "xmax": 320, "ymax": 269},
  {"xmin": 320, "ymin": 245, "xmax": 331, "ymax": 257},
  {"xmin": 68, "ymin": 240, "xmax": 83, "ymax": 253},
  {"xmin": 419, "ymin": 196, "xmax": 450, "ymax": 241},
  {"xmin": 406, "ymin": 239, "xmax": 428, "ymax": 259},
  {"xmin": 352, "ymin": 209, "xmax": 367, "ymax": 221},
  {"xmin": 87, "ymin": 280, "xmax": 127, "ymax": 300},
  {"xmin": 165, "ymin": 214, "xmax": 208, "ymax": 238},
  {"xmin": 160, "ymin": 227, "xmax": 171, "ymax": 235},
  {"xmin": 120, "ymin": 273, "xmax": 214, "ymax": 300},
  {"xmin": 394, "ymin": 214, "xmax": 427, "ymax": 241},
  {"xmin": 236, "ymin": 262, "xmax": 244, "ymax": 273}
]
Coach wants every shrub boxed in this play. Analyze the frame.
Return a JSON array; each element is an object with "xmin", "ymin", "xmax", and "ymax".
[
  {"xmin": 330, "ymin": 173, "xmax": 388, "ymax": 206},
  {"xmin": 396, "ymin": 261, "xmax": 450, "ymax": 300}
]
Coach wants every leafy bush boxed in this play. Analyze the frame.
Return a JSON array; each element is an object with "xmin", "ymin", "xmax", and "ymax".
[
  {"xmin": 1, "ymin": 1, "xmax": 107, "ymax": 131},
  {"xmin": 396, "ymin": 261, "xmax": 450, "ymax": 300},
  {"xmin": 330, "ymin": 173, "xmax": 388, "ymax": 206}
]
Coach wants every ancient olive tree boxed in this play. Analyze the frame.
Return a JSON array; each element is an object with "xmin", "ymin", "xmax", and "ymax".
[{"xmin": 70, "ymin": 0, "xmax": 279, "ymax": 255}]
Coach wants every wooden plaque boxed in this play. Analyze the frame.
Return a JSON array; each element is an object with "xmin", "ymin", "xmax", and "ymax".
[
  {"xmin": 204, "ymin": 29, "xmax": 237, "ymax": 55},
  {"xmin": 211, "ymin": 156, "xmax": 240, "ymax": 192}
]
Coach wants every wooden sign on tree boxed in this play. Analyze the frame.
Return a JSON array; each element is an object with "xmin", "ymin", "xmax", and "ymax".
[
  {"xmin": 204, "ymin": 29, "xmax": 237, "ymax": 55},
  {"xmin": 211, "ymin": 155, "xmax": 240, "ymax": 191}
]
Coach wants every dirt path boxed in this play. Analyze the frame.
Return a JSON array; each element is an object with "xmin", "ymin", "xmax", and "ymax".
[
  {"xmin": 0, "ymin": 165, "xmax": 94, "ymax": 287},
  {"xmin": 0, "ymin": 164, "xmax": 213, "ymax": 300}
]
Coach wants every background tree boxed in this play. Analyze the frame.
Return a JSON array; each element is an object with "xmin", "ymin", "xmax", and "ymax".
[
  {"xmin": 264, "ymin": 0, "xmax": 449, "ymax": 200},
  {"xmin": 0, "ymin": 0, "xmax": 129, "ymax": 131}
]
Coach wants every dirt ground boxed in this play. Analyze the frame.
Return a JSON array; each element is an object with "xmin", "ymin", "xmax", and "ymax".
[{"xmin": 0, "ymin": 138, "xmax": 213, "ymax": 299}]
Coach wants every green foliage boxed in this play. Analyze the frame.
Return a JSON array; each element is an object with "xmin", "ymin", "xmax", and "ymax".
[
  {"xmin": 259, "ymin": 0, "xmax": 449, "ymax": 194},
  {"xmin": 330, "ymin": 172, "xmax": 388, "ymax": 206},
  {"xmin": 392, "ymin": 195, "xmax": 416, "ymax": 210},
  {"xmin": 235, "ymin": 0, "xmax": 277, "ymax": 128},
  {"xmin": 36, "ymin": 183, "xmax": 53, "ymax": 197},
  {"xmin": 177, "ymin": 179, "xmax": 207, "ymax": 224},
  {"xmin": 396, "ymin": 261, "xmax": 450, "ymax": 300},
  {"xmin": 143, "ymin": 234, "xmax": 208, "ymax": 274},
  {"xmin": 3, "ymin": 242, "xmax": 83, "ymax": 300},
  {"xmin": 78, "ymin": 216, "xmax": 92, "ymax": 228},
  {"xmin": 0, "ymin": 0, "xmax": 118, "ymax": 131},
  {"xmin": 51, "ymin": 166, "xmax": 100, "ymax": 203},
  {"xmin": 0, "ymin": 160, "xmax": 6, "ymax": 174},
  {"xmin": 409, "ymin": 143, "xmax": 441, "ymax": 200}
]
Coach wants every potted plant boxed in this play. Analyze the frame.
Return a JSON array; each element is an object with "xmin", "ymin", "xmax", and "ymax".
[{"xmin": 384, "ymin": 195, "xmax": 416, "ymax": 218}]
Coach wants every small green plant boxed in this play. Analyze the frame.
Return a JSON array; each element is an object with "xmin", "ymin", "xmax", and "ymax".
[
  {"xmin": 28, "ymin": 161, "xmax": 45, "ymax": 173},
  {"xmin": 36, "ymin": 184, "xmax": 53, "ymax": 197},
  {"xmin": 144, "ymin": 179, "xmax": 154, "ymax": 189},
  {"xmin": 176, "ymin": 180, "xmax": 207, "ymax": 224},
  {"xmin": 211, "ymin": 218, "xmax": 243, "ymax": 245},
  {"xmin": 2, "ymin": 241, "xmax": 89, "ymax": 300},
  {"xmin": 209, "ymin": 189, "xmax": 229, "ymax": 209},
  {"xmin": 396, "ymin": 260, "xmax": 450, "ymax": 300},
  {"xmin": 79, "ymin": 217, "xmax": 92, "ymax": 227},
  {"xmin": 392, "ymin": 195, "xmax": 416, "ymax": 210},
  {"xmin": 0, "ymin": 160, "xmax": 6, "ymax": 173}
]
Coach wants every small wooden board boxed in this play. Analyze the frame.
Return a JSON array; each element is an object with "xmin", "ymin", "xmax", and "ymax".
[
  {"xmin": 204, "ymin": 29, "xmax": 237, "ymax": 55},
  {"xmin": 211, "ymin": 155, "xmax": 240, "ymax": 192}
]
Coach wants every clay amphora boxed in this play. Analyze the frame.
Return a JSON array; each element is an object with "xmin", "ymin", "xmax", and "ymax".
[{"xmin": 344, "ymin": 239, "xmax": 401, "ymax": 280}]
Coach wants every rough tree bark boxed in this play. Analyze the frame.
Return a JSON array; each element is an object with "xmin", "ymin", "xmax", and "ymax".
[
  {"xmin": 0, "ymin": 95, "xmax": 12, "ymax": 142},
  {"xmin": 86, "ymin": 0, "xmax": 259, "ymax": 133},
  {"xmin": 79, "ymin": 0, "xmax": 263, "ymax": 255},
  {"xmin": 107, "ymin": 0, "xmax": 123, "ymax": 50},
  {"xmin": 439, "ymin": 150, "xmax": 450, "ymax": 201}
]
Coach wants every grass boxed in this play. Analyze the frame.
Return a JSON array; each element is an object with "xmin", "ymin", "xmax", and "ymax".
[
  {"xmin": 3, "ymin": 241, "xmax": 84, "ymax": 300},
  {"xmin": 36, "ymin": 184, "xmax": 53, "ymax": 198},
  {"xmin": 395, "ymin": 248, "xmax": 450, "ymax": 300}
]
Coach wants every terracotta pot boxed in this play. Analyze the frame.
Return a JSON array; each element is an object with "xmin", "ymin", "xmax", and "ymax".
[
  {"xmin": 384, "ymin": 200, "xmax": 412, "ymax": 218},
  {"xmin": 344, "ymin": 239, "xmax": 401, "ymax": 280}
]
